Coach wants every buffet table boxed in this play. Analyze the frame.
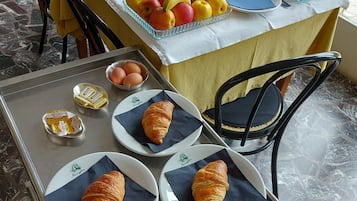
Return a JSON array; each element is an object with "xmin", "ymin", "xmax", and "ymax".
[
  {"xmin": 50, "ymin": 0, "xmax": 349, "ymax": 112},
  {"xmin": 76, "ymin": 0, "xmax": 347, "ymax": 113}
]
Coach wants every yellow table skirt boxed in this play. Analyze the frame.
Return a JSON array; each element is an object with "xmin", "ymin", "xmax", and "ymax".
[{"xmin": 85, "ymin": 0, "xmax": 339, "ymax": 112}]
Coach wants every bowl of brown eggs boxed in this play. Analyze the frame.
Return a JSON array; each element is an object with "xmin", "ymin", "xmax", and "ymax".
[{"xmin": 106, "ymin": 60, "xmax": 149, "ymax": 90}]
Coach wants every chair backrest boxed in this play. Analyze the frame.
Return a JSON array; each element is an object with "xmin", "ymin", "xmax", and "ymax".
[
  {"xmin": 67, "ymin": 0, "xmax": 124, "ymax": 54},
  {"xmin": 214, "ymin": 51, "xmax": 342, "ymax": 147},
  {"xmin": 212, "ymin": 51, "xmax": 341, "ymax": 198}
]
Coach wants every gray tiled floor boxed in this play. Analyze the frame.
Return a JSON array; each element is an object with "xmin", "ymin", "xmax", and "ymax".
[{"xmin": 0, "ymin": 1, "xmax": 356, "ymax": 201}]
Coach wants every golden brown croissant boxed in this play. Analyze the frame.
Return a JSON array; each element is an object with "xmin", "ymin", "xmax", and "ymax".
[
  {"xmin": 81, "ymin": 170, "xmax": 125, "ymax": 201},
  {"xmin": 192, "ymin": 160, "xmax": 229, "ymax": 201},
  {"xmin": 141, "ymin": 100, "xmax": 175, "ymax": 145}
]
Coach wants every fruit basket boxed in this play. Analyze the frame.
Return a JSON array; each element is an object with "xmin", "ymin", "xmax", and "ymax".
[{"xmin": 123, "ymin": 0, "xmax": 232, "ymax": 39}]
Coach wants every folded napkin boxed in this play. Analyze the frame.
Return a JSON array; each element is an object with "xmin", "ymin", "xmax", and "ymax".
[
  {"xmin": 45, "ymin": 155, "xmax": 156, "ymax": 201},
  {"xmin": 227, "ymin": 0, "xmax": 276, "ymax": 10},
  {"xmin": 115, "ymin": 90, "xmax": 203, "ymax": 153},
  {"xmin": 165, "ymin": 149, "xmax": 266, "ymax": 201},
  {"xmin": 49, "ymin": 0, "xmax": 85, "ymax": 39}
]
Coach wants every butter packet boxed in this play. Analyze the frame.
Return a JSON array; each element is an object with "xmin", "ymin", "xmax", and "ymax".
[
  {"xmin": 73, "ymin": 83, "xmax": 108, "ymax": 110},
  {"xmin": 43, "ymin": 109, "xmax": 83, "ymax": 136}
]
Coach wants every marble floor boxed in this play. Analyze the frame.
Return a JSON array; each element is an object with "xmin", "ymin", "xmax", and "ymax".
[{"xmin": 0, "ymin": 0, "xmax": 356, "ymax": 201}]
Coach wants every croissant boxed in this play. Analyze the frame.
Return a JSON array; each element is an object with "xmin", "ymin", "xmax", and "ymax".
[
  {"xmin": 141, "ymin": 100, "xmax": 175, "ymax": 145},
  {"xmin": 192, "ymin": 160, "xmax": 229, "ymax": 201},
  {"xmin": 81, "ymin": 170, "xmax": 125, "ymax": 201}
]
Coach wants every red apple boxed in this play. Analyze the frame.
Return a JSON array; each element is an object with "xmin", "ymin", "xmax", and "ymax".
[
  {"xmin": 137, "ymin": 0, "xmax": 161, "ymax": 21},
  {"xmin": 148, "ymin": 7, "xmax": 176, "ymax": 30},
  {"xmin": 172, "ymin": 2, "xmax": 194, "ymax": 26},
  {"xmin": 159, "ymin": 0, "xmax": 164, "ymax": 6}
]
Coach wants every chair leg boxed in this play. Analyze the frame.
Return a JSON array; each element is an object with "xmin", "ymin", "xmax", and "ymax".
[
  {"xmin": 271, "ymin": 127, "xmax": 286, "ymax": 198},
  {"xmin": 271, "ymin": 144, "xmax": 279, "ymax": 197},
  {"xmin": 39, "ymin": 15, "xmax": 47, "ymax": 54},
  {"xmin": 61, "ymin": 35, "xmax": 68, "ymax": 63}
]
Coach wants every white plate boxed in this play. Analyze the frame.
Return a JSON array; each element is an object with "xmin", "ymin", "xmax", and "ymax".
[
  {"xmin": 228, "ymin": 0, "xmax": 282, "ymax": 13},
  {"xmin": 112, "ymin": 89, "xmax": 203, "ymax": 157},
  {"xmin": 45, "ymin": 152, "xmax": 158, "ymax": 200},
  {"xmin": 159, "ymin": 144, "xmax": 267, "ymax": 201}
]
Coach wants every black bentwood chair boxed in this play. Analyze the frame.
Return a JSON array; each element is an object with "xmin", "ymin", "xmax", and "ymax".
[
  {"xmin": 202, "ymin": 51, "xmax": 342, "ymax": 197},
  {"xmin": 67, "ymin": 0, "xmax": 124, "ymax": 55},
  {"xmin": 39, "ymin": 0, "xmax": 68, "ymax": 63}
]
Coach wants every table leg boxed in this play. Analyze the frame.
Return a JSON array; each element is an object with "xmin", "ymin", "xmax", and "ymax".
[
  {"xmin": 37, "ymin": 0, "xmax": 44, "ymax": 17},
  {"xmin": 75, "ymin": 39, "xmax": 89, "ymax": 59},
  {"xmin": 75, "ymin": 38, "xmax": 102, "ymax": 59}
]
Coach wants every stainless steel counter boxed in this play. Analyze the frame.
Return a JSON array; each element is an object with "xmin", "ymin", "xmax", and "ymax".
[
  {"xmin": 0, "ymin": 47, "xmax": 228, "ymax": 200},
  {"xmin": 0, "ymin": 46, "xmax": 277, "ymax": 201}
]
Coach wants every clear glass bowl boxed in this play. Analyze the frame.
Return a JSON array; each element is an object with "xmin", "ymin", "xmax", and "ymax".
[{"xmin": 123, "ymin": 0, "xmax": 233, "ymax": 40}]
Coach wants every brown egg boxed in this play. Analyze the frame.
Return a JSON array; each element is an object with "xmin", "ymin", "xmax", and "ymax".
[
  {"xmin": 122, "ymin": 62, "xmax": 142, "ymax": 75},
  {"xmin": 122, "ymin": 73, "xmax": 143, "ymax": 87},
  {"xmin": 110, "ymin": 67, "xmax": 126, "ymax": 84}
]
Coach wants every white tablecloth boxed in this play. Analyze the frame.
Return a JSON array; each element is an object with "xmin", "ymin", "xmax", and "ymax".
[{"xmin": 106, "ymin": 0, "xmax": 348, "ymax": 66}]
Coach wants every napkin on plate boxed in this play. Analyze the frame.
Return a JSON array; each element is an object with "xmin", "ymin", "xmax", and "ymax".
[
  {"xmin": 227, "ymin": 0, "xmax": 276, "ymax": 10},
  {"xmin": 115, "ymin": 90, "xmax": 203, "ymax": 153},
  {"xmin": 45, "ymin": 155, "xmax": 156, "ymax": 201},
  {"xmin": 164, "ymin": 149, "xmax": 266, "ymax": 201}
]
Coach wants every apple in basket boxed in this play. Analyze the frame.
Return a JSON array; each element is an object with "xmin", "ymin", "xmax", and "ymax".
[
  {"xmin": 205, "ymin": 0, "xmax": 228, "ymax": 16},
  {"xmin": 126, "ymin": 0, "xmax": 141, "ymax": 11},
  {"xmin": 191, "ymin": 0, "xmax": 213, "ymax": 21},
  {"xmin": 171, "ymin": 2, "xmax": 194, "ymax": 26},
  {"xmin": 137, "ymin": 0, "xmax": 161, "ymax": 21},
  {"xmin": 148, "ymin": 7, "xmax": 176, "ymax": 30}
]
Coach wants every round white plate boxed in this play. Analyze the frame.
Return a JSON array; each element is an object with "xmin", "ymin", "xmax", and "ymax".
[
  {"xmin": 228, "ymin": 0, "xmax": 282, "ymax": 13},
  {"xmin": 45, "ymin": 152, "xmax": 159, "ymax": 201},
  {"xmin": 111, "ymin": 89, "xmax": 203, "ymax": 157},
  {"xmin": 159, "ymin": 144, "xmax": 266, "ymax": 201}
]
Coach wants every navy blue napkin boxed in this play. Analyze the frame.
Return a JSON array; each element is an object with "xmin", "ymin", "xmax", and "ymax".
[
  {"xmin": 228, "ymin": 0, "xmax": 276, "ymax": 10},
  {"xmin": 45, "ymin": 155, "xmax": 156, "ymax": 201},
  {"xmin": 164, "ymin": 149, "xmax": 266, "ymax": 201},
  {"xmin": 115, "ymin": 90, "xmax": 203, "ymax": 153}
]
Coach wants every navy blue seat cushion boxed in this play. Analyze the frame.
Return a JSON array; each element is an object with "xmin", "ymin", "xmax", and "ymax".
[{"xmin": 203, "ymin": 85, "xmax": 282, "ymax": 131}]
